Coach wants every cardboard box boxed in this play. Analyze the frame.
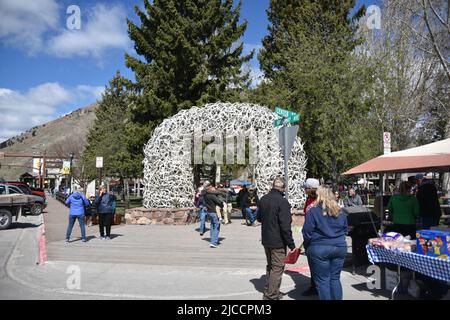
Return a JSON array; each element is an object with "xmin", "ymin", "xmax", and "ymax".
[{"xmin": 416, "ymin": 229, "xmax": 450, "ymax": 259}]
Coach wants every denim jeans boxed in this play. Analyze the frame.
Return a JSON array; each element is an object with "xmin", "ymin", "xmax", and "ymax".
[
  {"xmin": 66, "ymin": 215, "xmax": 86, "ymax": 241},
  {"xmin": 307, "ymin": 245, "xmax": 347, "ymax": 300},
  {"xmin": 199, "ymin": 206, "xmax": 206, "ymax": 234},
  {"xmin": 207, "ymin": 212, "xmax": 220, "ymax": 245},
  {"xmin": 245, "ymin": 208, "xmax": 258, "ymax": 225}
]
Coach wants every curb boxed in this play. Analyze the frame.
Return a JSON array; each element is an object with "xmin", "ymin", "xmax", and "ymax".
[
  {"xmin": 38, "ymin": 224, "xmax": 47, "ymax": 265},
  {"xmin": 36, "ymin": 211, "xmax": 47, "ymax": 266}
]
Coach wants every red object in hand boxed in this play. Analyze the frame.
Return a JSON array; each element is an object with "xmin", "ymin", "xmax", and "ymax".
[{"xmin": 284, "ymin": 247, "xmax": 301, "ymax": 264}]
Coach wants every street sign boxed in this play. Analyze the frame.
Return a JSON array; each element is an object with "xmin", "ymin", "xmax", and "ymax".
[
  {"xmin": 275, "ymin": 106, "xmax": 298, "ymax": 118},
  {"xmin": 278, "ymin": 125, "xmax": 299, "ymax": 201},
  {"xmin": 383, "ymin": 132, "xmax": 391, "ymax": 155},
  {"xmin": 96, "ymin": 156, "xmax": 103, "ymax": 168},
  {"xmin": 278, "ymin": 125, "xmax": 299, "ymax": 162},
  {"xmin": 273, "ymin": 114, "xmax": 300, "ymax": 127},
  {"xmin": 62, "ymin": 160, "xmax": 71, "ymax": 174}
]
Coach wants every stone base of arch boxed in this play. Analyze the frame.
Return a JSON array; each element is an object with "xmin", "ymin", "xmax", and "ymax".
[
  {"xmin": 125, "ymin": 207, "xmax": 196, "ymax": 225},
  {"xmin": 125, "ymin": 206, "xmax": 306, "ymax": 226}
]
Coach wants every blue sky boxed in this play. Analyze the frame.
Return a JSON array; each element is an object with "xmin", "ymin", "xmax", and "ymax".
[{"xmin": 0, "ymin": 0, "xmax": 378, "ymax": 142}]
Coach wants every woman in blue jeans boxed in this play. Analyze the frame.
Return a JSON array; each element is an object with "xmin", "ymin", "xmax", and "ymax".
[
  {"xmin": 302, "ymin": 186, "xmax": 348, "ymax": 300},
  {"xmin": 65, "ymin": 186, "xmax": 90, "ymax": 244}
]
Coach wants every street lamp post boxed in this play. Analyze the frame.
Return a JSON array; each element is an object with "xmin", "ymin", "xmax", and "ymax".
[{"xmin": 69, "ymin": 152, "xmax": 74, "ymax": 194}]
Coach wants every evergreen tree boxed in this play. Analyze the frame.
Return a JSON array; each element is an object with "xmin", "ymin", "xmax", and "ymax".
[
  {"xmin": 81, "ymin": 72, "xmax": 139, "ymax": 183},
  {"xmin": 124, "ymin": 0, "xmax": 253, "ymax": 173},
  {"xmin": 257, "ymin": 0, "xmax": 376, "ymax": 184}
]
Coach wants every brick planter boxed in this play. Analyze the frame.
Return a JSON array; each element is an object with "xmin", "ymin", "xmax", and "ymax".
[{"xmin": 124, "ymin": 207, "xmax": 196, "ymax": 225}]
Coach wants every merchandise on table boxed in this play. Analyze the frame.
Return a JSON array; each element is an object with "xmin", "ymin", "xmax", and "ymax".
[
  {"xmin": 416, "ymin": 229, "xmax": 450, "ymax": 260},
  {"xmin": 368, "ymin": 232, "xmax": 416, "ymax": 252}
]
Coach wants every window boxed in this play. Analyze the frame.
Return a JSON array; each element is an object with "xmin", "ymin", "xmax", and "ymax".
[
  {"xmin": 18, "ymin": 186, "xmax": 31, "ymax": 194},
  {"xmin": 0, "ymin": 185, "xmax": 5, "ymax": 195},
  {"xmin": 8, "ymin": 186, "xmax": 23, "ymax": 194}
]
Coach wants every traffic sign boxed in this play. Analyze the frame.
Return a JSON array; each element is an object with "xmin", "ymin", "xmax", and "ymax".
[
  {"xmin": 96, "ymin": 156, "xmax": 103, "ymax": 168},
  {"xmin": 278, "ymin": 125, "xmax": 299, "ymax": 162},
  {"xmin": 273, "ymin": 114, "xmax": 300, "ymax": 127},
  {"xmin": 383, "ymin": 132, "xmax": 391, "ymax": 155},
  {"xmin": 275, "ymin": 106, "xmax": 298, "ymax": 118}
]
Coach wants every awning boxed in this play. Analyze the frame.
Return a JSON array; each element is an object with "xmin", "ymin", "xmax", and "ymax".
[{"xmin": 343, "ymin": 138, "xmax": 450, "ymax": 175}]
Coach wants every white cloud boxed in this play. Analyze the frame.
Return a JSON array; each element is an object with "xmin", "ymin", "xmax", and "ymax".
[
  {"xmin": 0, "ymin": 1, "xmax": 130, "ymax": 62},
  {"xmin": 47, "ymin": 4, "xmax": 130, "ymax": 60},
  {"xmin": 0, "ymin": 0, "xmax": 60, "ymax": 53},
  {"xmin": 75, "ymin": 85, "xmax": 105, "ymax": 101},
  {"xmin": 0, "ymin": 83, "xmax": 103, "ymax": 142}
]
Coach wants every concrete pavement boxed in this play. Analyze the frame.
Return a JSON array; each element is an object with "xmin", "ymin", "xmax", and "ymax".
[{"xmin": 0, "ymin": 195, "xmax": 396, "ymax": 300}]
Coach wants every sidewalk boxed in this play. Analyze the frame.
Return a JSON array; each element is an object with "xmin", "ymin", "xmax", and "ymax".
[{"xmin": 2, "ymin": 196, "xmax": 390, "ymax": 300}]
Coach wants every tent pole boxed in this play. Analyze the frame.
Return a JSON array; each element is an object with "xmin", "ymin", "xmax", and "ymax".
[{"xmin": 379, "ymin": 172, "xmax": 385, "ymax": 235}]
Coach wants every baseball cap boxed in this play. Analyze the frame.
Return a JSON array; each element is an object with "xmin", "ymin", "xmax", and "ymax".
[
  {"xmin": 415, "ymin": 173, "xmax": 424, "ymax": 180},
  {"xmin": 302, "ymin": 178, "xmax": 320, "ymax": 189}
]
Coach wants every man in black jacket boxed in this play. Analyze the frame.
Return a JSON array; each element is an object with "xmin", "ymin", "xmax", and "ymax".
[
  {"xmin": 203, "ymin": 185, "xmax": 224, "ymax": 248},
  {"xmin": 416, "ymin": 174, "xmax": 441, "ymax": 229},
  {"xmin": 257, "ymin": 177, "xmax": 296, "ymax": 300}
]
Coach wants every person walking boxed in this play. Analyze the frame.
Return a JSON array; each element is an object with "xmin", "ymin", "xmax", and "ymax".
[
  {"xmin": 203, "ymin": 184, "xmax": 224, "ymax": 248},
  {"xmin": 64, "ymin": 186, "xmax": 90, "ymax": 244},
  {"xmin": 195, "ymin": 181, "xmax": 209, "ymax": 236},
  {"xmin": 243, "ymin": 185, "xmax": 259, "ymax": 226},
  {"xmin": 387, "ymin": 181, "xmax": 419, "ymax": 238},
  {"xmin": 94, "ymin": 185, "xmax": 115, "ymax": 240},
  {"xmin": 416, "ymin": 174, "xmax": 441, "ymax": 229},
  {"xmin": 217, "ymin": 182, "xmax": 236, "ymax": 225},
  {"xmin": 302, "ymin": 186, "xmax": 348, "ymax": 300},
  {"xmin": 301, "ymin": 177, "xmax": 319, "ymax": 296},
  {"xmin": 236, "ymin": 184, "xmax": 249, "ymax": 220},
  {"xmin": 257, "ymin": 177, "xmax": 296, "ymax": 300}
]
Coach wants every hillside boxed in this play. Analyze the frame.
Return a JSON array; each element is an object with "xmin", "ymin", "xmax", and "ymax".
[{"xmin": 0, "ymin": 104, "xmax": 97, "ymax": 181}]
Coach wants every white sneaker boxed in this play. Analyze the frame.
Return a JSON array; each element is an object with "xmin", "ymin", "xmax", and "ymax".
[
  {"xmin": 105, "ymin": 236, "xmax": 111, "ymax": 240},
  {"xmin": 64, "ymin": 240, "xmax": 70, "ymax": 245},
  {"xmin": 210, "ymin": 244, "xmax": 218, "ymax": 248}
]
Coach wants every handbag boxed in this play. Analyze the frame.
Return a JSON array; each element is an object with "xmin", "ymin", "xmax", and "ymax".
[{"xmin": 284, "ymin": 242, "xmax": 304, "ymax": 264}]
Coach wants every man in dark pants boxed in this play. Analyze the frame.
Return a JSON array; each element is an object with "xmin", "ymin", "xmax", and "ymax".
[
  {"xmin": 416, "ymin": 174, "xmax": 441, "ymax": 229},
  {"xmin": 257, "ymin": 177, "xmax": 296, "ymax": 300},
  {"xmin": 94, "ymin": 185, "xmax": 115, "ymax": 240}
]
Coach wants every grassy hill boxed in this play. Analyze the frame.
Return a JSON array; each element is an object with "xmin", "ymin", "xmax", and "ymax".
[{"xmin": 0, "ymin": 104, "xmax": 97, "ymax": 181}]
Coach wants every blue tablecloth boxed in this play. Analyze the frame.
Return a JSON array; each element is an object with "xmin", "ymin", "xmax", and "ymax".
[{"xmin": 366, "ymin": 245, "xmax": 450, "ymax": 282}]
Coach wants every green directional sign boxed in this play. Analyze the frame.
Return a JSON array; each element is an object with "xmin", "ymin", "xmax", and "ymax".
[
  {"xmin": 272, "ymin": 113, "xmax": 300, "ymax": 127},
  {"xmin": 275, "ymin": 106, "xmax": 298, "ymax": 118}
]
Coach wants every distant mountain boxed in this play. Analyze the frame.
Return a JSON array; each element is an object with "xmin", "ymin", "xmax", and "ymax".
[{"xmin": 0, "ymin": 104, "xmax": 97, "ymax": 181}]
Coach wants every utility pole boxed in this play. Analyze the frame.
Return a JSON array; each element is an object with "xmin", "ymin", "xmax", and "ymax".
[{"xmin": 69, "ymin": 152, "xmax": 74, "ymax": 194}]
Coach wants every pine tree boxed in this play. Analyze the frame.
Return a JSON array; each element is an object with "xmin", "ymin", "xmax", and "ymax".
[
  {"xmin": 81, "ymin": 72, "xmax": 139, "ymax": 182},
  {"xmin": 124, "ymin": 0, "xmax": 253, "ymax": 173},
  {"xmin": 257, "ymin": 0, "xmax": 376, "ymax": 184}
]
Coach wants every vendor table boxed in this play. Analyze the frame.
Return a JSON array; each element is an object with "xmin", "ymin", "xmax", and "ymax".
[{"xmin": 366, "ymin": 245, "xmax": 450, "ymax": 299}]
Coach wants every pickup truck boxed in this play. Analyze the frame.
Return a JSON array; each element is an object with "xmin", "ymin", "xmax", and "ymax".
[
  {"xmin": 0, "ymin": 184, "xmax": 46, "ymax": 215},
  {"xmin": 0, "ymin": 194, "xmax": 35, "ymax": 230}
]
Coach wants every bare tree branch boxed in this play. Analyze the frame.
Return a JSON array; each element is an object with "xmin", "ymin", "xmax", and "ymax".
[{"xmin": 422, "ymin": 0, "xmax": 450, "ymax": 81}]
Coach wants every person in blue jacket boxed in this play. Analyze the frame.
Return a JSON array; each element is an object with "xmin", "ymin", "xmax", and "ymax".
[
  {"xmin": 94, "ymin": 185, "xmax": 115, "ymax": 240},
  {"xmin": 65, "ymin": 186, "xmax": 90, "ymax": 244},
  {"xmin": 302, "ymin": 185, "xmax": 348, "ymax": 300}
]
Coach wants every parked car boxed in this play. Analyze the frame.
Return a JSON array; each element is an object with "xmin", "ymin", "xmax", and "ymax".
[
  {"xmin": 7, "ymin": 182, "xmax": 46, "ymax": 202},
  {"xmin": 0, "ymin": 184, "xmax": 46, "ymax": 215}
]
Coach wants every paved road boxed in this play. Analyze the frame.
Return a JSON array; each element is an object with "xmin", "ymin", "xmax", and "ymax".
[{"xmin": 1, "ymin": 195, "xmax": 419, "ymax": 300}]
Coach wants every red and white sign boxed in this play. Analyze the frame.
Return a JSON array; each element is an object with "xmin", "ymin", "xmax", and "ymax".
[{"xmin": 383, "ymin": 132, "xmax": 391, "ymax": 154}]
